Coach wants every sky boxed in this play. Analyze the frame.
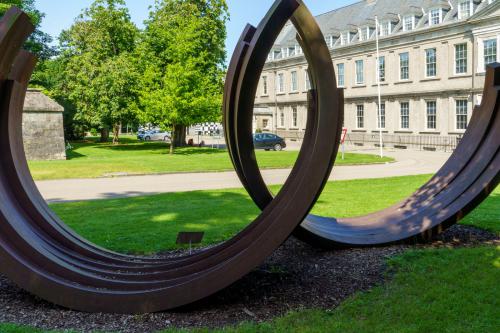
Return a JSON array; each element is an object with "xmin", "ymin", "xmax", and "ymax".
[{"xmin": 35, "ymin": 0, "xmax": 359, "ymax": 54}]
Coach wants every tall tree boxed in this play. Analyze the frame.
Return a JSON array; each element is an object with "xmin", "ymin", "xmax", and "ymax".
[
  {"xmin": 0, "ymin": 0, "xmax": 56, "ymax": 60},
  {"xmin": 138, "ymin": 0, "xmax": 228, "ymax": 154},
  {"xmin": 60, "ymin": 0, "xmax": 139, "ymax": 143}
]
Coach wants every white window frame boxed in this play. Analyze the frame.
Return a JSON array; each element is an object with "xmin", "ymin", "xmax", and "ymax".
[
  {"xmin": 377, "ymin": 103, "xmax": 386, "ymax": 129},
  {"xmin": 425, "ymin": 48, "xmax": 437, "ymax": 78},
  {"xmin": 380, "ymin": 21, "xmax": 391, "ymax": 36},
  {"xmin": 455, "ymin": 99, "xmax": 468, "ymax": 130},
  {"xmin": 337, "ymin": 63, "xmax": 345, "ymax": 87},
  {"xmin": 400, "ymin": 102, "xmax": 410, "ymax": 129},
  {"xmin": 477, "ymin": 37, "xmax": 500, "ymax": 73},
  {"xmin": 399, "ymin": 52, "xmax": 410, "ymax": 80},
  {"xmin": 377, "ymin": 56, "xmax": 386, "ymax": 82},
  {"xmin": 458, "ymin": 1, "xmax": 473, "ymax": 20},
  {"xmin": 355, "ymin": 60, "xmax": 364, "ymax": 85},
  {"xmin": 291, "ymin": 106, "xmax": 298, "ymax": 128},
  {"xmin": 454, "ymin": 43, "xmax": 468, "ymax": 75},
  {"xmin": 429, "ymin": 8, "xmax": 443, "ymax": 26},
  {"xmin": 340, "ymin": 31, "xmax": 350, "ymax": 45},
  {"xmin": 277, "ymin": 73, "xmax": 285, "ymax": 93},
  {"xmin": 290, "ymin": 71, "xmax": 298, "ymax": 92},
  {"xmin": 262, "ymin": 76, "xmax": 268, "ymax": 96},
  {"xmin": 426, "ymin": 100, "xmax": 437, "ymax": 130},
  {"xmin": 304, "ymin": 70, "xmax": 311, "ymax": 91},
  {"xmin": 403, "ymin": 15, "xmax": 415, "ymax": 31},
  {"xmin": 356, "ymin": 104, "xmax": 364, "ymax": 129}
]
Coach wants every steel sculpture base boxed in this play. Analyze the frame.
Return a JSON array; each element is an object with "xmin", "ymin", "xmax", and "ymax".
[{"xmin": 0, "ymin": 0, "xmax": 340, "ymax": 313}]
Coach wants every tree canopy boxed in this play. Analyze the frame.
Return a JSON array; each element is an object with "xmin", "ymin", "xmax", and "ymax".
[
  {"xmin": 0, "ymin": 0, "xmax": 55, "ymax": 59},
  {"xmin": 138, "ymin": 0, "xmax": 228, "ymax": 153},
  {"xmin": 60, "ymin": 0, "xmax": 139, "ymax": 143}
]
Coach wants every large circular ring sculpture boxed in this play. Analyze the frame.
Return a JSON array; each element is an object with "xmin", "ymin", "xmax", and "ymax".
[
  {"xmin": 225, "ymin": 5, "xmax": 500, "ymax": 248},
  {"xmin": 0, "ymin": 0, "xmax": 342, "ymax": 313},
  {"xmin": 0, "ymin": 0, "xmax": 498, "ymax": 314}
]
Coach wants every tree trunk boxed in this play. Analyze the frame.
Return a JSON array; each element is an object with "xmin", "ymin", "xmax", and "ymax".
[
  {"xmin": 99, "ymin": 127, "xmax": 109, "ymax": 143},
  {"xmin": 112, "ymin": 123, "xmax": 120, "ymax": 145},
  {"xmin": 173, "ymin": 124, "xmax": 187, "ymax": 147},
  {"xmin": 169, "ymin": 124, "xmax": 175, "ymax": 155}
]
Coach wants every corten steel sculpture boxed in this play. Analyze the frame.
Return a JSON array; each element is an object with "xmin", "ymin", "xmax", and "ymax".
[
  {"xmin": 0, "ymin": 0, "xmax": 341, "ymax": 314},
  {"xmin": 0, "ymin": 0, "xmax": 497, "ymax": 315}
]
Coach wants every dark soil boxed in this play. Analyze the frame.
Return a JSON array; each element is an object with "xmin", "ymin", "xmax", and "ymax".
[{"xmin": 0, "ymin": 225, "xmax": 497, "ymax": 333}]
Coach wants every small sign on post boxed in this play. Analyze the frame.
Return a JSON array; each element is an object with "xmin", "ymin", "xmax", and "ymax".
[
  {"xmin": 341, "ymin": 128, "xmax": 348, "ymax": 160},
  {"xmin": 176, "ymin": 232, "xmax": 205, "ymax": 255}
]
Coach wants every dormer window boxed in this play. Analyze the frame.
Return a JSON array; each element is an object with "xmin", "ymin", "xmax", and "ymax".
[
  {"xmin": 273, "ymin": 50, "xmax": 282, "ymax": 60},
  {"xmin": 359, "ymin": 27, "xmax": 368, "ymax": 41},
  {"xmin": 325, "ymin": 35, "xmax": 336, "ymax": 48},
  {"xmin": 458, "ymin": 1, "xmax": 473, "ymax": 19},
  {"xmin": 340, "ymin": 31, "xmax": 351, "ymax": 45},
  {"xmin": 288, "ymin": 46, "xmax": 296, "ymax": 57},
  {"xmin": 403, "ymin": 15, "xmax": 416, "ymax": 31},
  {"xmin": 429, "ymin": 8, "xmax": 442, "ymax": 25},
  {"xmin": 379, "ymin": 21, "xmax": 392, "ymax": 36}
]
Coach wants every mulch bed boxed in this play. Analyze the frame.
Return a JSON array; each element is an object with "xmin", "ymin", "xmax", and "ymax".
[{"xmin": 0, "ymin": 225, "xmax": 497, "ymax": 333}]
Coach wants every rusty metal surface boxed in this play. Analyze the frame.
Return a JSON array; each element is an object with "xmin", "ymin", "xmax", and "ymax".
[{"xmin": 0, "ymin": 1, "xmax": 340, "ymax": 314}]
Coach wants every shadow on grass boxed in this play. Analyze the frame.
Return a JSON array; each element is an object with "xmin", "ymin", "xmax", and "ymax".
[{"xmin": 51, "ymin": 189, "xmax": 260, "ymax": 255}]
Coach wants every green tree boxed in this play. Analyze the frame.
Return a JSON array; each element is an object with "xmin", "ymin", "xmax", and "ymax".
[
  {"xmin": 61, "ymin": 0, "xmax": 139, "ymax": 143},
  {"xmin": 138, "ymin": 0, "xmax": 228, "ymax": 154},
  {"xmin": 0, "ymin": 0, "xmax": 56, "ymax": 60}
]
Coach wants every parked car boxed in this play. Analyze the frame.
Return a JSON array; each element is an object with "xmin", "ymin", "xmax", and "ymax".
[
  {"xmin": 253, "ymin": 133, "xmax": 286, "ymax": 151},
  {"xmin": 139, "ymin": 130, "xmax": 171, "ymax": 142}
]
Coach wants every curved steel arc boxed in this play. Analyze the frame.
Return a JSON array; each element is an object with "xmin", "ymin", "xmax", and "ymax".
[
  {"xmin": 0, "ymin": 0, "xmax": 341, "ymax": 314},
  {"xmin": 226, "ymin": 10, "xmax": 500, "ymax": 248}
]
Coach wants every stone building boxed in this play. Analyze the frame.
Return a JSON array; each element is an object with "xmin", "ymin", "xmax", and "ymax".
[
  {"xmin": 254, "ymin": 0, "xmax": 500, "ymax": 149},
  {"xmin": 22, "ymin": 89, "xmax": 66, "ymax": 160}
]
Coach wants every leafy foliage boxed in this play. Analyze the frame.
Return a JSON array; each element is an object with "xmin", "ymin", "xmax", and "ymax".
[
  {"xmin": 60, "ymin": 0, "xmax": 139, "ymax": 143},
  {"xmin": 138, "ymin": 0, "xmax": 228, "ymax": 153}
]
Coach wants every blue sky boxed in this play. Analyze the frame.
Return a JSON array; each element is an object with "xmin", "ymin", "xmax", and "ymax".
[{"xmin": 35, "ymin": 0, "xmax": 358, "ymax": 54}]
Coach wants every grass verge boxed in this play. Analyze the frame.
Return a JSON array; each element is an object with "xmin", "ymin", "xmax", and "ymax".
[{"xmin": 28, "ymin": 137, "xmax": 393, "ymax": 181}]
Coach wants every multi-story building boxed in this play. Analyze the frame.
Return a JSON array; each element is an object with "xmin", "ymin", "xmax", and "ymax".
[{"xmin": 254, "ymin": 0, "xmax": 500, "ymax": 149}]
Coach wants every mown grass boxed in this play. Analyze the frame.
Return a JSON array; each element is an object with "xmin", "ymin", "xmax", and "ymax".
[
  {"xmin": 50, "ymin": 174, "xmax": 437, "ymax": 255},
  {"xmin": 1, "ymin": 175, "xmax": 498, "ymax": 333},
  {"xmin": 27, "ymin": 136, "xmax": 393, "ymax": 181}
]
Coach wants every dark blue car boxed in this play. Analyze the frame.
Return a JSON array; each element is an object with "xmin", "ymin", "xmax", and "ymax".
[{"xmin": 253, "ymin": 133, "xmax": 287, "ymax": 151}]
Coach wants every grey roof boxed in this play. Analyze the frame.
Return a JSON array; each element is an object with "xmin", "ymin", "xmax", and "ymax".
[
  {"xmin": 24, "ymin": 89, "xmax": 64, "ymax": 112},
  {"xmin": 272, "ymin": 0, "xmax": 492, "ymax": 48}
]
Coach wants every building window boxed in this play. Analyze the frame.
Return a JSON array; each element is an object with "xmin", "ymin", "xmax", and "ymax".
[
  {"xmin": 400, "ymin": 102, "xmax": 410, "ymax": 129},
  {"xmin": 400, "ymin": 52, "xmax": 410, "ymax": 80},
  {"xmin": 291, "ymin": 71, "xmax": 298, "ymax": 92},
  {"xmin": 359, "ymin": 27, "xmax": 369, "ymax": 41},
  {"xmin": 377, "ymin": 56, "xmax": 386, "ymax": 82},
  {"xmin": 356, "ymin": 104, "xmax": 364, "ymax": 129},
  {"xmin": 277, "ymin": 73, "xmax": 285, "ymax": 93},
  {"xmin": 426, "ymin": 101, "xmax": 437, "ymax": 130},
  {"xmin": 426, "ymin": 48, "xmax": 437, "ymax": 77},
  {"xmin": 429, "ymin": 8, "xmax": 442, "ymax": 26},
  {"xmin": 262, "ymin": 76, "xmax": 268, "ymax": 95},
  {"xmin": 305, "ymin": 70, "xmax": 311, "ymax": 90},
  {"xmin": 455, "ymin": 44, "xmax": 468, "ymax": 74},
  {"xmin": 403, "ymin": 15, "xmax": 415, "ymax": 31},
  {"xmin": 340, "ymin": 31, "xmax": 350, "ymax": 45},
  {"xmin": 484, "ymin": 39, "xmax": 497, "ymax": 70},
  {"xmin": 458, "ymin": 1, "xmax": 472, "ymax": 19},
  {"xmin": 355, "ymin": 60, "xmax": 364, "ymax": 85},
  {"xmin": 456, "ymin": 99, "xmax": 468, "ymax": 130},
  {"xmin": 279, "ymin": 107, "xmax": 285, "ymax": 127},
  {"xmin": 262, "ymin": 119, "xmax": 269, "ymax": 129},
  {"xmin": 337, "ymin": 63, "xmax": 345, "ymax": 87},
  {"xmin": 292, "ymin": 106, "xmax": 298, "ymax": 128},
  {"xmin": 377, "ymin": 103, "xmax": 386, "ymax": 129},
  {"xmin": 380, "ymin": 21, "xmax": 391, "ymax": 36},
  {"xmin": 288, "ymin": 46, "xmax": 296, "ymax": 57}
]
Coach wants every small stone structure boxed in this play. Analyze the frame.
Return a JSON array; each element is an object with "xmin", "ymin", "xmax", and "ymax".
[{"xmin": 22, "ymin": 89, "xmax": 66, "ymax": 160}]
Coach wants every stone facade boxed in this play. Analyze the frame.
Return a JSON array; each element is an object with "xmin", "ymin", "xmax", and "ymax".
[
  {"xmin": 254, "ymin": 0, "xmax": 500, "ymax": 148},
  {"xmin": 22, "ymin": 89, "xmax": 66, "ymax": 160}
]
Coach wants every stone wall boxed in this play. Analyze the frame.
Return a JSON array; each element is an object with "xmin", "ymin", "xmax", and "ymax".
[{"xmin": 22, "ymin": 89, "xmax": 66, "ymax": 161}]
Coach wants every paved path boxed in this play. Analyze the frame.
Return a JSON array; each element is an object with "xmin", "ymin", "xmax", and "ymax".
[{"xmin": 37, "ymin": 148, "xmax": 450, "ymax": 203}]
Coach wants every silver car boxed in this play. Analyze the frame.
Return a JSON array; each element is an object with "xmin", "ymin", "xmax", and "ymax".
[{"xmin": 142, "ymin": 130, "xmax": 171, "ymax": 142}]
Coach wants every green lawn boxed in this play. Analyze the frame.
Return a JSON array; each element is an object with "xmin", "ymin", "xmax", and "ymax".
[
  {"xmin": 28, "ymin": 136, "xmax": 393, "ymax": 181},
  {"xmin": 48, "ymin": 174, "xmax": 499, "ymax": 255},
  {"xmin": 1, "ymin": 175, "xmax": 498, "ymax": 333}
]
